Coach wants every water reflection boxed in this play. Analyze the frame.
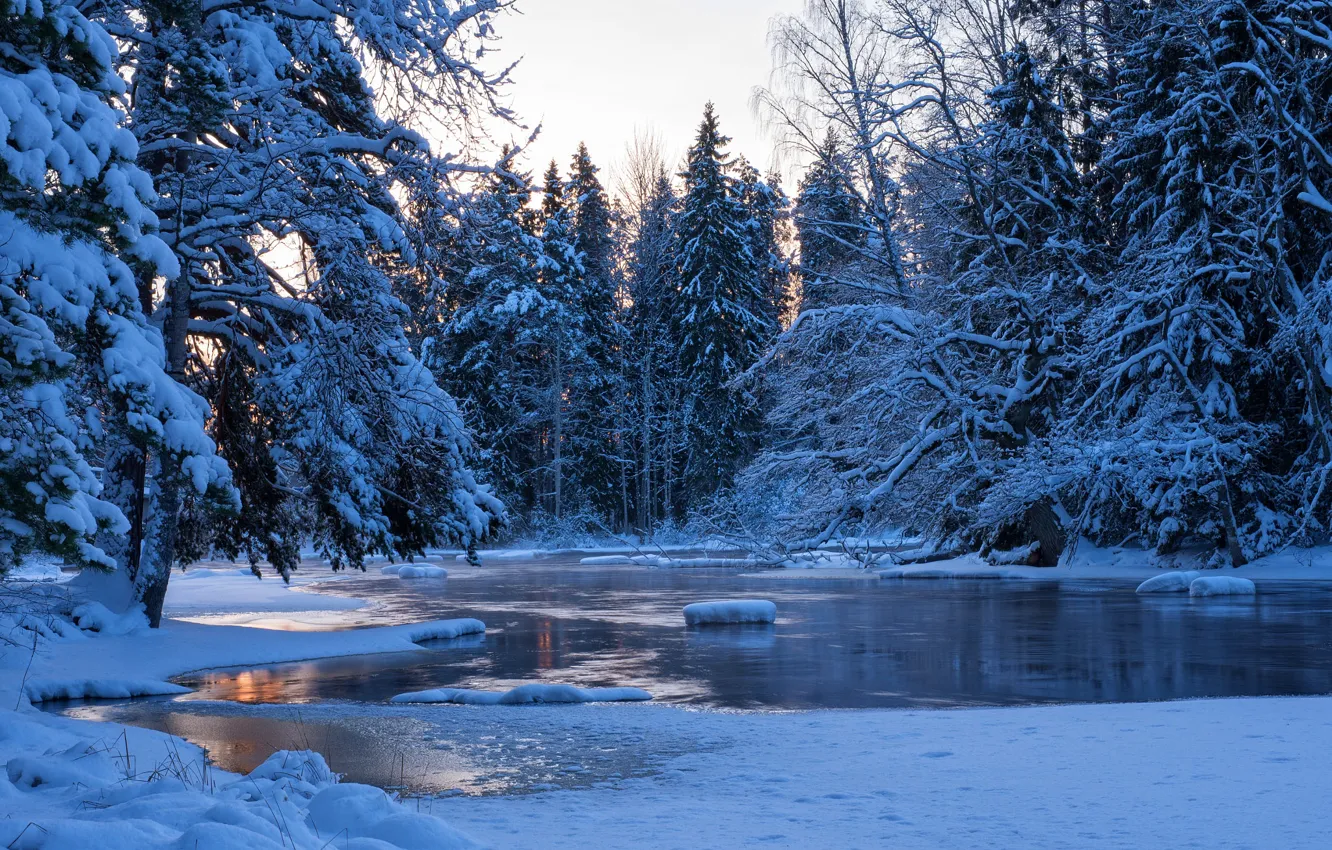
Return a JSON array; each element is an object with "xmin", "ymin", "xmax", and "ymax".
[
  {"xmin": 42, "ymin": 560, "xmax": 1332, "ymax": 796},
  {"xmin": 170, "ymin": 564, "xmax": 1332, "ymax": 710}
]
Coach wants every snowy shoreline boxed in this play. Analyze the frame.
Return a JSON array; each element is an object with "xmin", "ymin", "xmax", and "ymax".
[{"xmin": 5, "ymin": 556, "xmax": 1332, "ymax": 847}]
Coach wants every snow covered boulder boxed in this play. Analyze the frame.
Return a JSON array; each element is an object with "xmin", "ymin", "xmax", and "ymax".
[
  {"xmin": 1189, "ymin": 576, "xmax": 1257, "ymax": 597},
  {"xmin": 683, "ymin": 599, "xmax": 777, "ymax": 625},
  {"xmin": 390, "ymin": 683, "xmax": 652, "ymax": 705},
  {"xmin": 1136, "ymin": 571, "xmax": 1202, "ymax": 594},
  {"xmin": 72, "ymin": 601, "xmax": 149, "ymax": 635},
  {"xmin": 397, "ymin": 565, "xmax": 448, "ymax": 579}
]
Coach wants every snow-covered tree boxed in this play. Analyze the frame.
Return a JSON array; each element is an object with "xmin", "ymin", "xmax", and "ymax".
[
  {"xmin": 0, "ymin": 0, "xmax": 230, "ymax": 575},
  {"xmin": 565, "ymin": 144, "xmax": 625, "ymax": 522},
  {"xmin": 674, "ymin": 104, "xmax": 775, "ymax": 500},
  {"xmin": 736, "ymin": 157, "xmax": 795, "ymax": 328},
  {"xmin": 78, "ymin": 0, "xmax": 509, "ymax": 622},
  {"xmin": 794, "ymin": 131, "xmax": 867, "ymax": 308}
]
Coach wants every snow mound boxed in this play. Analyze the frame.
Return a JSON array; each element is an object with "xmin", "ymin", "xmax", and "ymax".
[
  {"xmin": 1136, "ymin": 571, "xmax": 1202, "ymax": 593},
  {"xmin": 381, "ymin": 564, "xmax": 406, "ymax": 575},
  {"xmin": 396, "ymin": 565, "xmax": 448, "ymax": 579},
  {"xmin": 390, "ymin": 683, "xmax": 652, "ymax": 705},
  {"xmin": 579, "ymin": 555, "xmax": 636, "ymax": 565},
  {"xmin": 1190, "ymin": 576, "xmax": 1257, "ymax": 597},
  {"xmin": 24, "ymin": 678, "xmax": 192, "ymax": 703},
  {"xmin": 72, "ymin": 601, "xmax": 150, "ymax": 635},
  {"xmin": 683, "ymin": 599, "xmax": 777, "ymax": 625},
  {"xmin": 402, "ymin": 619, "xmax": 486, "ymax": 642}
]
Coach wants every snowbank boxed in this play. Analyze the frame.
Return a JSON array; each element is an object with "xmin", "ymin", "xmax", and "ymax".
[
  {"xmin": 1190, "ymin": 576, "xmax": 1257, "ymax": 597},
  {"xmin": 23, "ymin": 678, "xmax": 192, "ymax": 703},
  {"xmin": 158, "ymin": 563, "xmax": 368, "ymax": 617},
  {"xmin": 0, "ymin": 617, "xmax": 486, "ymax": 711},
  {"xmin": 390, "ymin": 683, "xmax": 653, "ymax": 705},
  {"xmin": 683, "ymin": 599, "xmax": 777, "ymax": 625},
  {"xmin": 1136, "ymin": 571, "xmax": 1202, "ymax": 593},
  {"xmin": 878, "ymin": 566, "xmax": 1026, "ymax": 580},
  {"xmin": 395, "ymin": 565, "xmax": 449, "ymax": 579},
  {"xmin": 0, "ymin": 712, "xmax": 478, "ymax": 850},
  {"xmin": 402, "ymin": 619, "xmax": 486, "ymax": 641}
]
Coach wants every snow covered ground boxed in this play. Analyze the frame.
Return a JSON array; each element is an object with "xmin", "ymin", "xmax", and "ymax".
[
  {"xmin": 868, "ymin": 541, "xmax": 1332, "ymax": 585},
  {"xmin": 422, "ymin": 695, "xmax": 1332, "ymax": 849},
  {"xmin": 4, "ymin": 552, "xmax": 1332, "ymax": 848}
]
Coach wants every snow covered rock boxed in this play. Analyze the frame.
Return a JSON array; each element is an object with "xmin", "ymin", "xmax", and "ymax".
[
  {"xmin": 1189, "ymin": 576, "xmax": 1257, "ymax": 597},
  {"xmin": 1136, "ymin": 571, "xmax": 1202, "ymax": 594},
  {"xmin": 579, "ymin": 555, "xmax": 636, "ymax": 565},
  {"xmin": 72, "ymin": 601, "xmax": 149, "ymax": 635},
  {"xmin": 396, "ymin": 565, "xmax": 448, "ymax": 579},
  {"xmin": 390, "ymin": 684, "xmax": 652, "ymax": 705},
  {"xmin": 683, "ymin": 600, "xmax": 777, "ymax": 625}
]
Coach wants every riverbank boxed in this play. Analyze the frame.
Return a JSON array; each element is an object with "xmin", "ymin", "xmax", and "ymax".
[{"xmin": 4, "ymin": 559, "xmax": 1331, "ymax": 848}]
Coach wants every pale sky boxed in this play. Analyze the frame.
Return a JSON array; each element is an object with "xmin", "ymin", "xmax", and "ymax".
[{"xmin": 490, "ymin": 0, "xmax": 806, "ymax": 188}]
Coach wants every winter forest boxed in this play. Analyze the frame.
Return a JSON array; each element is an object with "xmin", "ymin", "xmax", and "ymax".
[
  {"xmin": 11, "ymin": 0, "xmax": 1332, "ymax": 610},
  {"xmin": 5, "ymin": 1, "xmax": 1332, "ymax": 847}
]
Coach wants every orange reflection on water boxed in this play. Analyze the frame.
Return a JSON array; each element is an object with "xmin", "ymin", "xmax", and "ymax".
[{"xmin": 537, "ymin": 619, "xmax": 553, "ymax": 669}]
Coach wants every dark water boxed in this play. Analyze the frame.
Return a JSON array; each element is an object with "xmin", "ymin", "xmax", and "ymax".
[
  {"xmin": 45, "ymin": 555, "xmax": 1332, "ymax": 794},
  {"xmin": 176, "ymin": 559, "xmax": 1332, "ymax": 709}
]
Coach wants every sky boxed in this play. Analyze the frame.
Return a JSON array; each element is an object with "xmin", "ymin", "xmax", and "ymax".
[{"xmin": 490, "ymin": 0, "xmax": 807, "ymax": 191}]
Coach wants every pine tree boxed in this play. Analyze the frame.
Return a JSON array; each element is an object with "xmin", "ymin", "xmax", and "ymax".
[
  {"xmin": 534, "ymin": 160, "xmax": 587, "ymax": 519},
  {"xmin": 736, "ymin": 157, "xmax": 795, "ymax": 329},
  {"xmin": 428, "ymin": 160, "xmax": 545, "ymax": 510},
  {"xmin": 674, "ymin": 104, "xmax": 775, "ymax": 502},
  {"xmin": 566, "ymin": 143, "xmax": 625, "ymax": 523},
  {"xmin": 0, "ymin": 0, "xmax": 231, "ymax": 574},
  {"xmin": 622, "ymin": 171, "xmax": 683, "ymax": 532},
  {"xmin": 794, "ymin": 131, "xmax": 866, "ymax": 309}
]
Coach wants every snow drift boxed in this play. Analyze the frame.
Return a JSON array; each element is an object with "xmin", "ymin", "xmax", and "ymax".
[
  {"xmin": 683, "ymin": 600, "xmax": 777, "ymax": 625},
  {"xmin": 1189, "ymin": 576, "xmax": 1257, "ymax": 597},
  {"xmin": 390, "ymin": 683, "xmax": 652, "ymax": 705},
  {"xmin": 1136, "ymin": 571, "xmax": 1202, "ymax": 593},
  {"xmin": 391, "ymin": 564, "xmax": 449, "ymax": 579}
]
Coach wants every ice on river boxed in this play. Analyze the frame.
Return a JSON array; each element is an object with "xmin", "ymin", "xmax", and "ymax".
[{"xmin": 390, "ymin": 683, "xmax": 653, "ymax": 705}]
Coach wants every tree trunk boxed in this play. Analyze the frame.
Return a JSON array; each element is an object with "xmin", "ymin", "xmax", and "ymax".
[
  {"xmin": 136, "ymin": 266, "xmax": 192, "ymax": 627},
  {"xmin": 1025, "ymin": 497, "xmax": 1067, "ymax": 567}
]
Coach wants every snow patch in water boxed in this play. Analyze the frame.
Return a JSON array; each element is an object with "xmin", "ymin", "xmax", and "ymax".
[{"xmin": 683, "ymin": 600, "xmax": 777, "ymax": 625}]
